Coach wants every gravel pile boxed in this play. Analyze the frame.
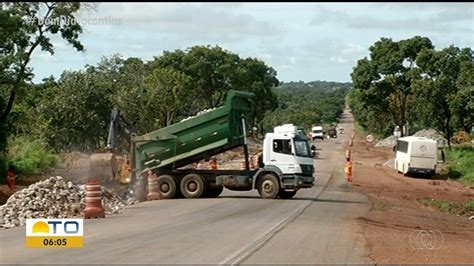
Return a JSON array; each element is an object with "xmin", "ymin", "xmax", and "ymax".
[
  {"xmin": 412, "ymin": 129, "xmax": 447, "ymax": 147},
  {"xmin": 0, "ymin": 176, "xmax": 126, "ymax": 229},
  {"xmin": 180, "ymin": 107, "xmax": 218, "ymax": 122},
  {"xmin": 375, "ymin": 135, "xmax": 399, "ymax": 148}
]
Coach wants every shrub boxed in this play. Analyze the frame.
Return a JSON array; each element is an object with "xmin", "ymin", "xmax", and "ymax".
[
  {"xmin": 6, "ymin": 136, "xmax": 59, "ymax": 176},
  {"xmin": 445, "ymin": 145, "xmax": 474, "ymax": 184}
]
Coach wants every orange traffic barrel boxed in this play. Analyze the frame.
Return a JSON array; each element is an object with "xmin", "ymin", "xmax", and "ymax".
[
  {"xmin": 83, "ymin": 179, "xmax": 105, "ymax": 219},
  {"xmin": 147, "ymin": 173, "xmax": 161, "ymax": 201}
]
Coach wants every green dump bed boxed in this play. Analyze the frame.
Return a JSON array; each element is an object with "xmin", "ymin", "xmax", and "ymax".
[{"xmin": 132, "ymin": 90, "xmax": 255, "ymax": 175}]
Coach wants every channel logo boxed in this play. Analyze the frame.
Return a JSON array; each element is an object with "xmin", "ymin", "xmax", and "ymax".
[{"xmin": 26, "ymin": 219, "xmax": 83, "ymax": 248}]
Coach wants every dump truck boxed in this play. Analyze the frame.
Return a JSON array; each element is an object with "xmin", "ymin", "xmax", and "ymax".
[
  {"xmin": 327, "ymin": 126, "xmax": 337, "ymax": 138},
  {"xmin": 98, "ymin": 90, "xmax": 315, "ymax": 200}
]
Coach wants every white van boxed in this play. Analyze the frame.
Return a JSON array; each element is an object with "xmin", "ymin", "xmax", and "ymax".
[
  {"xmin": 311, "ymin": 126, "xmax": 324, "ymax": 140},
  {"xmin": 394, "ymin": 136, "xmax": 437, "ymax": 176}
]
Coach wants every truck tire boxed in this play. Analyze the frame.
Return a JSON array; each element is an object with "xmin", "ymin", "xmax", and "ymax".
[
  {"xmin": 157, "ymin": 174, "xmax": 177, "ymax": 199},
  {"xmin": 257, "ymin": 174, "xmax": 280, "ymax": 199},
  {"xmin": 181, "ymin": 174, "xmax": 205, "ymax": 198},
  {"xmin": 278, "ymin": 190, "xmax": 297, "ymax": 199},
  {"xmin": 205, "ymin": 186, "xmax": 224, "ymax": 198}
]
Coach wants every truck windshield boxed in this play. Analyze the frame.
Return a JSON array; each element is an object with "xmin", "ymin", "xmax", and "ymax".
[
  {"xmin": 294, "ymin": 140, "xmax": 311, "ymax": 157},
  {"xmin": 313, "ymin": 130, "xmax": 322, "ymax": 133}
]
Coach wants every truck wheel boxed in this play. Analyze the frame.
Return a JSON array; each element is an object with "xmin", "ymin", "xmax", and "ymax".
[
  {"xmin": 181, "ymin": 174, "xmax": 205, "ymax": 198},
  {"xmin": 257, "ymin": 174, "xmax": 280, "ymax": 199},
  {"xmin": 157, "ymin": 175, "xmax": 177, "ymax": 199},
  {"xmin": 205, "ymin": 186, "xmax": 224, "ymax": 198},
  {"xmin": 279, "ymin": 190, "xmax": 297, "ymax": 199}
]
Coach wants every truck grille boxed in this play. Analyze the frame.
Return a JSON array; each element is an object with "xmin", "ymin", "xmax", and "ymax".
[{"xmin": 300, "ymin": 164, "xmax": 314, "ymax": 176}]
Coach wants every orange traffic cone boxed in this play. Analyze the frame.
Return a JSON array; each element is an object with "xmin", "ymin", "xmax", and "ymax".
[
  {"xmin": 345, "ymin": 159, "xmax": 353, "ymax": 182},
  {"xmin": 83, "ymin": 179, "xmax": 105, "ymax": 219},
  {"xmin": 345, "ymin": 149, "xmax": 351, "ymax": 160}
]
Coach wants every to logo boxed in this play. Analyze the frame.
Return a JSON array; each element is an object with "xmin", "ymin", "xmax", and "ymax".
[
  {"xmin": 26, "ymin": 219, "xmax": 83, "ymax": 248},
  {"xmin": 27, "ymin": 219, "xmax": 82, "ymax": 236},
  {"xmin": 409, "ymin": 230, "xmax": 444, "ymax": 250}
]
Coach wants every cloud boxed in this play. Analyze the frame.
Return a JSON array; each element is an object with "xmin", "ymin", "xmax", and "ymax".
[
  {"xmin": 78, "ymin": 3, "xmax": 280, "ymax": 43},
  {"xmin": 310, "ymin": 4, "xmax": 473, "ymax": 33},
  {"xmin": 330, "ymin": 56, "xmax": 347, "ymax": 64},
  {"xmin": 28, "ymin": 3, "xmax": 472, "ymax": 84}
]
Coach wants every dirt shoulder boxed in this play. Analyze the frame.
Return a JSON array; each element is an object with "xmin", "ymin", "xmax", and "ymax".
[{"xmin": 351, "ymin": 135, "xmax": 474, "ymax": 264}]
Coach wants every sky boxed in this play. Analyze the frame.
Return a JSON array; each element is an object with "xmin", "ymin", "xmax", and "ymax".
[{"xmin": 29, "ymin": 2, "xmax": 474, "ymax": 83}]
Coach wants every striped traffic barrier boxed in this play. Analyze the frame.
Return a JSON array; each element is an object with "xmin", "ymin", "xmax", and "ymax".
[
  {"xmin": 147, "ymin": 172, "xmax": 161, "ymax": 201},
  {"xmin": 83, "ymin": 179, "xmax": 105, "ymax": 219}
]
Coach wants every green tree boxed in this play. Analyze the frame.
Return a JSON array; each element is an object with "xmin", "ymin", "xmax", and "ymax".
[
  {"xmin": 0, "ymin": 2, "xmax": 86, "ymax": 123},
  {"xmin": 34, "ymin": 68, "xmax": 112, "ymax": 152},
  {"xmin": 415, "ymin": 46, "xmax": 473, "ymax": 145},
  {"xmin": 152, "ymin": 45, "xmax": 280, "ymax": 130},
  {"xmin": 350, "ymin": 36, "xmax": 433, "ymax": 136},
  {"xmin": 145, "ymin": 67, "xmax": 193, "ymax": 127},
  {"xmin": 234, "ymin": 57, "xmax": 279, "ymax": 132}
]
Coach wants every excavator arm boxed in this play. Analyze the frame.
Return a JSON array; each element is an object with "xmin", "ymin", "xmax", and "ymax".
[
  {"xmin": 89, "ymin": 108, "xmax": 135, "ymax": 184},
  {"xmin": 106, "ymin": 108, "xmax": 135, "ymax": 151}
]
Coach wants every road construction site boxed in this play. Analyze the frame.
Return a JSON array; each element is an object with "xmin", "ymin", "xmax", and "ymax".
[
  {"xmin": 0, "ymin": 109, "xmax": 373, "ymax": 264},
  {"xmin": 1, "ymin": 109, "xmax": 473, "ymax": 264}
]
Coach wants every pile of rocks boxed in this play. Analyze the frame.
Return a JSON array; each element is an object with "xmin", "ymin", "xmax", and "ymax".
[
  {"xmin": 412, "ymin": 129, "xmax": 448, "ymax": 147},
  {"xmin": 180, "ymin": 107, "xmax": 218, "ymax": 122},
  {"xmin": 375, "ymin": 135, "xmax": 399, "ymax": 148},
  {"xmin": 0, "ymin": 176, "xmax": 126, "ymax": 229}
]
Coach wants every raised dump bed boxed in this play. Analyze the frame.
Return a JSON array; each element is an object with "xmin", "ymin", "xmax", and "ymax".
[{"xmin": 131, "ymin": 90, "xmax": 255, "ymax": 176}]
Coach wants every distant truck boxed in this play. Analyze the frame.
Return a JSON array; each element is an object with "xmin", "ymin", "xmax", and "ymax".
[
  {"xmin": 327, "ymin": 127, "xmax": 337, "ymax": 138},
  {"xmin": 103, "ymin": 90, "xmax": 315, "ymax": 200},
  {"xmin": 394, "ymin": 136, "xmax": 437, "ymax": 177},
  {"xmin": 311, "ymin": 126, "xmax": 324, "ymax": 140}
]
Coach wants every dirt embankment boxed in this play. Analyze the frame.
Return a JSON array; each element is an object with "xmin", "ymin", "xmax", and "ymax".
[{"xmin": 351, "ymin": 136, "xmax": 474, "ymax": 264}]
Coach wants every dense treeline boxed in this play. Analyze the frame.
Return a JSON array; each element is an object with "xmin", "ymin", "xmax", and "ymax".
[
  {"xmin": 349, "ymin": 36, "xmax": 473, "ymax": 143},
  {"xmin": 4, "ymin": 48, "xmax": 279, "ymax": 153},
  {"xmin": 262, "ymin": 81, "xmax": 351, "ymax": 133}
]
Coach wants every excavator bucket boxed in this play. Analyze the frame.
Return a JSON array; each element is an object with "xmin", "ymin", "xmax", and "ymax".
[{"xmin": 89, "ymin": 153, "xmax": 118, "ymax": 183}]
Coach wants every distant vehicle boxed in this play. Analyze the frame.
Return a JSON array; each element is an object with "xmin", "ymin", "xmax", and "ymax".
[
  {"xmin": 311, "ymin": 126, "xmax": 324, "ymax": 140},
  {"xmin": 327, "ymin": 127, "xmax": 337, "ymax": 138},
  {"xmin": 338, "ymin": 126, "xmax": 344, "ymax": 134},
  {"xmin": 394, "ymin": 136, "xmax": 437, "ymax": 177}
]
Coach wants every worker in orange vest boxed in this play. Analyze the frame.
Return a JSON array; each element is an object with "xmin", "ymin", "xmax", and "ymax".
[
  {"xmin": 6, "ymin": 165, "xmax": 16, "ymax": 193},
  {"xmin": 209, "ymin": 157, "xmax": 218, "ymax": 171},
  {"xmin": 345, "ymin": 157, "xmax": 353, "ymax": 182}
]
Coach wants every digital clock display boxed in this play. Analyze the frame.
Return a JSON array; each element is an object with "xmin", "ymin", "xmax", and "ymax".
[
  {"xmin": 26, "ymin": 236, "xmax": 83, "ymax": 248},
  {"xmin": 43, "ymin": 238, "xmax": 67, "ymax": 246}
]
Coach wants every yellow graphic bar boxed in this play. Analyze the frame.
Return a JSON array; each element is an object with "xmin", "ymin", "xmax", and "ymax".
[{"xmin": 26, "ymin": 236, "xmax": 83, "ymax": 248}]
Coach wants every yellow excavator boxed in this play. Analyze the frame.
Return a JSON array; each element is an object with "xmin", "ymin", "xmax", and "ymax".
[{"xmin": 89, "ymin": 108, "xmax": 134, "ymax": 184}]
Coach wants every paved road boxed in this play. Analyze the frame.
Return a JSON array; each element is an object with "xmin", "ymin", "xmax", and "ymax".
[{"xmin": 0, "ymin": 110, "xmax": 371, "ymax": 264}]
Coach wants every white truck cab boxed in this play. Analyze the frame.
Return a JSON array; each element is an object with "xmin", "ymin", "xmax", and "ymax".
[
  {"xmin": 262, "ymin": 124, "xmax": 315, "ymax": 189},
  {"xmin": 394, "ymin": 136, "xmax": 437, "ymax": 176},
  {"xmin": 311, "ymin": 126, "xmax": 324, "ymax": 140}
]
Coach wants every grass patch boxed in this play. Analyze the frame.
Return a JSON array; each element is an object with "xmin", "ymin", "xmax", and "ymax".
[
  {"xmin": 444, "ymin": 145, "xmax": 474, "ymax": 185},
  {"xmin": 6, "ymin": 136, "xmax": 59, "ymax": 176},
  {"xmin": 421, "ymin": 198, "xmax": 474, "ymax": 217},
  {"xmin": 354, "ymin": 122, "xmax": 367, "ymax": 136}
]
